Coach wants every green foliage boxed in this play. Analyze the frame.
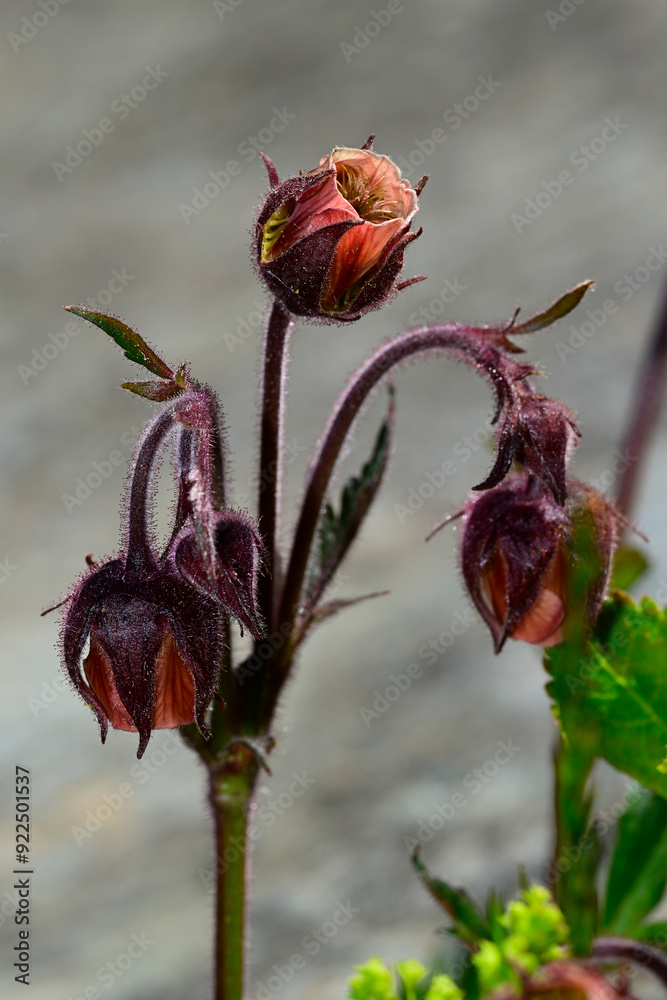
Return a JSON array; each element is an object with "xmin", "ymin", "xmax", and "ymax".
[
  {"xmin": 610, "ymin": 546, "xmax": 649, "ymax": 591},
  {"xmin": 546, "ymin": 594, "xmax": 667, "ymax": 798},
  {"xmin": 603, "ymin": 786, "xmax": 667, "ymax": 936},
  {"xmin": 349, "ymin": 886, "xmax": 571, "ymax": 1000},
  {"xmin": 65, "ymin": 305, "xmax": 174, "ymax": 379},
  {"xmin": 551, "ymin": 740, "xmax": 600, "ymax": 955},
  {"xmin": 411, "ymin": 851, "xmax": 491, "ymax": 946},
  {"xmin": 510, "ymin": 280, "xmax": 595, "ymax": 336},
  {"xmin": 472, "ymin": 885, "xmax": 570, "ymax": 996},
  {"xmin": 347, "ymin": 957, "xmax": 462, "ymax": 1000}
]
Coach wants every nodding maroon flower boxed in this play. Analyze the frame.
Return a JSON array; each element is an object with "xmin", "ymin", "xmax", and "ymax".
[
  {"xmin": 58, "ymin": 386, "xmax": 264, "ymax": 757},
  {"xmin": 458, "ymin": 473, "xmax": 617, "ymax": 652},
  {"xmin": 254, "ymin": 138, "xmax": 425, "ymax": 321},
  {"xmin": 63, "ymin": 557, "xmax": 223, "ymax": 758}
]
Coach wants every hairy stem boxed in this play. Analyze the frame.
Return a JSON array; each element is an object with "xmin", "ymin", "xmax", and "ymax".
[
  {"xmin": 208, "ymin": 744, "xmax": 259, "ymax": 1000},
  {"xmin": 257, "ymin": 299, "xmax": 293, "ymax": 632},
  {"xmin": 593, "ymin": 936, "xmax": 667, "ymax": 990},
  {"xmin": 615, "ymin": 278, "xmax": 667, "ymax": 519},
  {"xmin": 277, "ymin": 322, "xmax": 529, "ymax": 657}
]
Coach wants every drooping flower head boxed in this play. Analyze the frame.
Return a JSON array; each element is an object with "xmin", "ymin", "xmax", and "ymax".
[
  {"xmin": 57, "ymin": 383, "xmax": 264, "ymax": 757},
  {"xmin": 254, "ymin": 138, "xmax": 425, "ymax": 321},
  {"xmin": 458, "ymin": 473, "xmax": 617, "ymax": 652}
]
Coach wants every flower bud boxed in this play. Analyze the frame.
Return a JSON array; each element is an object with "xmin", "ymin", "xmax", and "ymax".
[
  {"xmin": 254, "ymin": 140, "xmax": 424, "ymax": 321},
  {"xmin": 459, "ymin": 474, "xmax": 616, "ymax": 652},
  {"xmin": 63, "ymin": 560, "xmax": 222, "ymax": 757},
  {"xmin": 57, "ymin": 384, "xmax": 264, "ymax": 757}
]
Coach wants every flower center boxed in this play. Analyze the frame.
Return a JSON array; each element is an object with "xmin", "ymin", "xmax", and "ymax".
[{"xmin": 335, "ymin": 163, "xmax": 398, "ymax": 223}]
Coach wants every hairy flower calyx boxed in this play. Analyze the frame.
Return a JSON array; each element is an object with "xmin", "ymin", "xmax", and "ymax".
[{"xmin": 255, "ymin": 138, "xmax": 425, "ymax": 322}]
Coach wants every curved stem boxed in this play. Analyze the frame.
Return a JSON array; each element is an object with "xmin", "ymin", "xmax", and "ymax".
[
  {"xmin": 615, "ymin": 278, "xmax": 667, "ymax": 520},
  {"xmin": 208, "ymin": 745, "xmax": 260, "ymax": 1000},
  {"xmin": 277, "ymin": 322, "xmax": 529, "ymax": 644},
  {"xmin": 126, "ymin": 407, "xmax": 178, "ymax": 575},
  {"xmin": 592, "ymin": 936, "xmax": 667, "ymax": 990},
  {"xmin": 257, "ymin": 299, "xmax": 293, "ymax": 632}
]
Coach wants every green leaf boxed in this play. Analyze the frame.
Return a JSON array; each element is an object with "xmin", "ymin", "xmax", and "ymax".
[
  {"xmin": 636, "ymin": 921, "xmax": 667, "ymax": 947},
  {"xmin": 603, "ymin": 787, "xmax": 667, "ymax": 935},
  {"xmin": 65, "ymin": 305, "xmax": 174, "ymax": 379},
  {"xmin": 412, "ymin": 851, "xmax": 491, "ymax": 945},
  {"xmin": 511, "ymin": 281, "xmax": 595, "ymax": 336},
  {"xmin": 610, "ymin": 547, "xmax": 650, "ymax": 591},
  {"xmin": 314, "ymin": 390, "xmax": 394, "ymax": 600},
  {"xmin": 121, "ymin": 379, "xmax": 184, "ymax": 402},
  {"xmin": 546, "ymin": 594, "xmax": 667, "ymax": 799}
]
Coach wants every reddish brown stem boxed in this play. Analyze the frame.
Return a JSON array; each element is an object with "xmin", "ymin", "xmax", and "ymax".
[
  {"xmin": 257, "ymin": 299, "xmax": 293, "ymax": 632},
  {"xmin": 615, "ymin": 278, "xmax": 667, "ymax": 519}
]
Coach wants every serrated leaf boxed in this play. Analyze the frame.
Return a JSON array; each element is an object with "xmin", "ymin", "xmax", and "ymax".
[
  {"xmin": 511, "ymin": 281, "xmax": 595, "ymax": 336},
  {"xmin": 411, "ymin": 851, "xmax": 491, "ymax": 945},
  {"xmin": 546, "ymin": 594, "xmax": 667, "ymax": 799},
  {"xmin": 65, "ymin": 305, "xmax": 173, "ymax": 379},
  {"xmin": 313, "ymin": 391, "xmax": 394, "ymax": 602},
  {"xmin": 603, "ymin": 787, "xmax": 667, "ymax": 934},
  {"xmin": 611, "ymin": 547, "xmax": 650, "ymax": 591},
  {"xmin": 122, "ymin": 379, "xmax": 184, "ymax": 402}
]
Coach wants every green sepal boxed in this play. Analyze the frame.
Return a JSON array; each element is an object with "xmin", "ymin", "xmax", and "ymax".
[
  {"xmin": 511, "ymin": 281, "xmax": 595, "ymax": 336},
  {"xmin": 121, "ymin": 379, "xmax": 185, "ymax": 402},
  {"xmin": 65, "ymin": 305, "xmax": 174, "ymax": 379}
]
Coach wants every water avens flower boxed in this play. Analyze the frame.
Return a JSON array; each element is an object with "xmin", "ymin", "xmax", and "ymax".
[{"xmin": 254, "ymin": 138, "xmax": 424, "ymax": 321}]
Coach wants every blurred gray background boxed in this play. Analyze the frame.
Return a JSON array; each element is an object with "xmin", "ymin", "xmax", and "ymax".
[{"xmin": 2, "ymin": 1, "xmax": 667, "ymax": 997}]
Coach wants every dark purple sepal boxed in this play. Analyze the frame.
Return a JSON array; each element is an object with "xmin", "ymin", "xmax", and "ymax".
[
  {"xmin": 174, "ymin": 511, "xmax": 265, "ymax": 638},
  {"xmin": 461, "ymin": 475, "xmax": 568, "ymax": 652},
  {"xmin": 257, "ymin": 218, "xmax": 363, "ymax": 320},
  {"xmin": 474, "ymin": 394, "xmax": 579, "ymax": 504}
]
